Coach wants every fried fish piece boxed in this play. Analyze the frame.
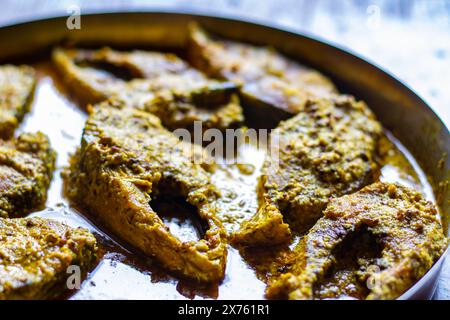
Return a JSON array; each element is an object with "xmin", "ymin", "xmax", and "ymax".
[
  {"xmin": 66, "ymin": 103, "xmax": 228, "ymax": 282},
  {"xmin": 52, "ymin": 47, "xmax": 189, "ymax": 104},
  {"xmin": 0, "ymin": 65, "xmax": 36, "ymax": 139},
  {"xmin": 0, "ymin": 132, "xmax": 56, "ymax": 218},
  {"xmin": 187, "ymin": 23, "xmax": 336, "ymax": 125},
  {"xmin": 0, "ymin": 217, "xmax": 97, "ymax": 300},
  {"xmin": 266, "ymin": 182, "xmax": 448, "ymax": 300},
  {"xmin": 52, "ymin": 47, "xmax": 243, "ymax": 131},
  {"xmin": 233, "ymin": 96, "xmax": 382, "ymax": 246}
]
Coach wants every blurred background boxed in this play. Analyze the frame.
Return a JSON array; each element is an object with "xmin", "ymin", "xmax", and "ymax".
[
  {"xmin": 0, "ymin": 0, "xmax": 449, "ymax": 299},
  {"xmin": 0, "ymin": 0, "xmax": 449, "ymax": 126}
]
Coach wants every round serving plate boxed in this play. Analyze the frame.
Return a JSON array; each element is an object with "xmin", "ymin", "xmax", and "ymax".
[{"xmin": 0, "ymin": 10, "xmax": 448, "ymax": 300}]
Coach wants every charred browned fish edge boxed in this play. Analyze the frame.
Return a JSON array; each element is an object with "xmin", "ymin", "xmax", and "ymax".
[
  {"xmin": 0, "ymin": 132, "xmax": 56, "ymax": 218},
  {"xmin": 65, "ymin": 102, "xmax": 228, "ymax": 282},
  {"xmin": 266, "ymin": 182, "xmax": 448, "ymax": 300},
  {"xmin": 52, "ymin": 47, "xmax": 244, "ymax": 132},
  {"xmin": 0, "ymin": 65, "xmax": 36, "ymax": 139},
  {"xmin": 232, "ymin": 95, "xmax": 383, "ymax": 247},
  {"xmin": 187, "ymin": 23, "xmax": 337, "ymax": 127},
  {"xmin": 0, "ymin": 217, "xmax": 98, "ymax": 300}
]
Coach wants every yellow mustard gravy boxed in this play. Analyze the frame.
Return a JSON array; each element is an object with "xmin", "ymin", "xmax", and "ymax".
[{"xmin": 22, "ymin": 61, "xmax": 437, "ymax": 300}]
